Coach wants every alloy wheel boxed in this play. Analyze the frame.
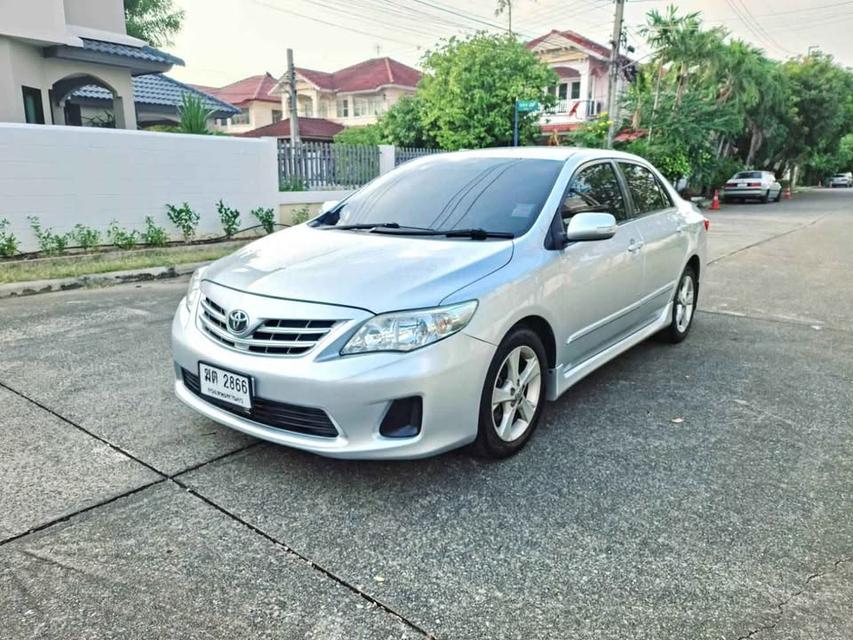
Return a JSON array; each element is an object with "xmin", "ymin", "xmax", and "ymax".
[
  {"xmin": 675, "ymin": 274, "xmax": 695, "ymax": 333},
  {"xmin": 491, "ymin": 345, "xmax": 542, "ymax": 442}
]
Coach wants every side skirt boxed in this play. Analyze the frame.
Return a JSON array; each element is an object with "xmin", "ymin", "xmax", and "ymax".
[{"xmin": 545, "ymin": 302, "xmax": 673, "ymax": 401}]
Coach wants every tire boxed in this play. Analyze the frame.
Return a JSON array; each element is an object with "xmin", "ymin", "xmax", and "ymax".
[
  {"xmin": 761, "ymin": 190, "xmax": 770, "ymax": 203},
  {"xmin": 657, "ymin": 265, "xmax": 698, "ymax": 344},
  {"xmin": 472, "ymin": 327, "xmax": 547, "ymax": 459},
  {"xmin": 774, "ymin": 189, "xmax": 782, "ymax": 202}
]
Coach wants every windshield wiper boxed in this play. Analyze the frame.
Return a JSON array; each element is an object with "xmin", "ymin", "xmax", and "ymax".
[
  {"xmin": 372, "ymin": 227, "xmax": 514, "ymax": 240},
  {"xmin": 322, "ymin": 222, "xmax": 402, "ymax": 231}
]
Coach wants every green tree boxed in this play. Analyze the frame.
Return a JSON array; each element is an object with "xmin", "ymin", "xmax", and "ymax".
[
  {"xmin": 124, "ymin": 0, "xmax": 184, "ymax": 47},
  {"xmin": 334, "ymin": 125, "xmax": 383, "ymax": 146},
  {"xmin": 780, "ymin": 53, "xmax": 853, "ymax": 182},
  {"xmin": 379, "ymin": 96, "xmax": 434, "ymax": 147},
  {"xmin": 418, "ymin": 33, "xmax": 557, "ymax": 150}
]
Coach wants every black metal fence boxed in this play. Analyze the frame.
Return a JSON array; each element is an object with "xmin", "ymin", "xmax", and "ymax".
[
  {"xmin": 278, "ymin": 141, "xmax": 441, "ymax": 190},
  {"xmin": 394, "ymin": 146, "xmax": 443, "ymax": 167},
  {"xmin": 278, "ymin": 141, "xmax": 379, "ymax": 190}
]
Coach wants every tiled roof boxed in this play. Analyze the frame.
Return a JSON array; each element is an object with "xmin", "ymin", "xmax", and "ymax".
[
  {"xmin": 238, "ymin": 117, "xmax": 345, "ymax": 140},
  {"xmin": 72, "ymin": 74, "xmax": 238, "ymax": 115},
  {"xmin": 296, "ymin": 57, "xmax": 421, "ymax": 92},
  {"xmin": 193, "ymin": 73, "xmax": 280, "ymax": 105},
  {"xmin": 81, "ymin": 38, "xmax": 184, "ymax": 66},
  {"xmin": 527, "ymin": 30, "xmax": 632, "ymax": 64},
  {"xmin": 540, "ymin": 123, "xmax": 581, "ymax": 133}
]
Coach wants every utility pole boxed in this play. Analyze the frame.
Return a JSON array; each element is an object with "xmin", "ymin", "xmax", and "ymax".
[
  {"xmin": 605, "ymin": 0, "xmax": 625, "ymax": 149},
  {"xmin": 286, "ymin": 48, "xmax": 300, "ymax": 144}
]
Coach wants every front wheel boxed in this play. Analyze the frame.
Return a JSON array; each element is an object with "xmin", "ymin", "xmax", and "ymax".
[
  {"xmin": 473, "ymin": 327, "xmax": 547, "ymax": 459},
  {"xmin": 657, "ymin": 266, "xmax": 697, "ymax": 343}
]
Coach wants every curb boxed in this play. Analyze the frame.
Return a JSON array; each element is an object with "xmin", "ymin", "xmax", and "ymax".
[{"xmin": 0, "ymin": 260, "xmax": 210, "ymax": 299}]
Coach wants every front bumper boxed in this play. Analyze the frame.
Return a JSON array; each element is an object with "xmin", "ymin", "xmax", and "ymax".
[{"xmin": 171, "ymin": 289, "xmax": 495, "ymax": 459}]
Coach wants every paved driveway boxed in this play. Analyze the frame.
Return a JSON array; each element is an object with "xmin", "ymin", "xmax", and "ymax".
[{"xmin": 1, "ymin": 189, "xmax": 851, "ymax": 639}]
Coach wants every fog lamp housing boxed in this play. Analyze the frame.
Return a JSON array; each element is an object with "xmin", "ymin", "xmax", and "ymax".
[{"xmin": 379, "ymin": 397, "xmax": 422, "ymax": 438}]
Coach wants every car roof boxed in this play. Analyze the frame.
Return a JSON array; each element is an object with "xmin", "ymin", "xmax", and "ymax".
[{"xmin": 418, "ymin": 146, "xmax": 651, "ymax": 164}]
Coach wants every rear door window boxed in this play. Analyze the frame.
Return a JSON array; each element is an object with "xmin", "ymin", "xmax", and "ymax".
[
  {"xmin": 562, "ymin": 162, "xmax": 628, "ymax": 223},
  {"xmin": 619, "ymin": 163, "xmax": 673, "ymax": 215}
]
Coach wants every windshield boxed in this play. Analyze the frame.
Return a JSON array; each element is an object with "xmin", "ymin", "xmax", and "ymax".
[
  {"xmin": 734, "ymin": 171, "xmax": 762, "ymax": 179},
  {"xmin": 314, "ymin": 156, "xmax": 564, "ymax": 237}
]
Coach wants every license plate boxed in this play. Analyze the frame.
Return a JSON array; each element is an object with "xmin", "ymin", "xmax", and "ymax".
[{"xmin": 199, "ymin": 362, "xmax": 252, "ymax": 409}]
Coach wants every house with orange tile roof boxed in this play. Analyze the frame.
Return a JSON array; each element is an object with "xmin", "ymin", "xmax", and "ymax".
[
  {"xmin": 527, "ymin": 29, "xmax": 634, "ymax": 139},
  {"xmin": 194, "ymin": 72, "xmax": 282, "ymax": 134},
  {"xmin": 273, "ymin": 57, "xmax": 421, "ymax": 128}
]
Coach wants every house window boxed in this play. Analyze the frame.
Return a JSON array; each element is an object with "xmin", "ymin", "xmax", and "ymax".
[
  {"xmin": 316, "ymin": 101, "xmax": 328, "ymax": 118},
  {"xmin": 272, "ymin": 109, "xmax": 283, "ymax": 123},
  {"xmin": 570, "ymin": 81, "xmax": 581, "ymax": 100},
  {"xmin": 337, "ymin": 98, "xmax": 349, "ymax": 117},
  {"xmin": 353, "ymin": 98, "xmax": 365, "ymax": 117},
  {"xmin": 231, "ymin": 108, "xmax": 250, "ymax": 125},
  {"xmin": 22, "ymin": 86, "xmax": 45, "ymax": 124},
  {"xmin": 353, "ymin": 97, "xmax": 383, "ymax": 117}
]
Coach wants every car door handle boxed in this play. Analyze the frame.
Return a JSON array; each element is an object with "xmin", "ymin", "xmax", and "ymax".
[{"xmin": 627, "ymin": 240, "xmax": 644, "ymax": 253}]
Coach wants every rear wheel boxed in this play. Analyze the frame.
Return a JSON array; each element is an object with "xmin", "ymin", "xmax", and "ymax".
[
  {"xmin": 657, "ymin": 266, "xmax": 697, "ymax": 344},
  {"xmin": 761, "ymin": 190, "xmax": 770, "ymax": 203},
  {"xmin": 774, "ymin": 188, "xmax": 782, "ymax": 202},
  {"xmin": 473, "ymin": 327, "xmax": 547, "ymax": 459}
]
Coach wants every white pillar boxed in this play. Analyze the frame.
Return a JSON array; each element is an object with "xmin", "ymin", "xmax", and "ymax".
[{"xmin": 378, "ymin": 144, "xmax": 395, "ymax": 175}]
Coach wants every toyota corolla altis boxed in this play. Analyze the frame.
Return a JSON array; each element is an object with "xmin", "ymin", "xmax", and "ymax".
[{"xmin": 172, "ymin": 148, "xmax": 707, "ymax": 459}]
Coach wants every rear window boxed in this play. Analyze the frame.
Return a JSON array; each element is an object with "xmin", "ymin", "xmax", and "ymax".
[
  {"xmin": 620, "ymin": 162, "xmax": 673, "ymax": 214},
  {"xmin": 734, "ymin": 171, "xmax": 762, "ymax": 179}
]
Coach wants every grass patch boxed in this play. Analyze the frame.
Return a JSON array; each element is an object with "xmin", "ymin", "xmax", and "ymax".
[{"xmin": 0, "ymin": 244, "xmax": 243, "ymax": 284}]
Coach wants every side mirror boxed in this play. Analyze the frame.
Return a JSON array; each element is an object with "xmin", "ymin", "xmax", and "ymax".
[
  {"xmin": 564, "ymin": 212, "xmax": 617, "ymax": 242},
  {"xmin": 320, "ymin": 200, "xmax": 339, "ymax": 214}
]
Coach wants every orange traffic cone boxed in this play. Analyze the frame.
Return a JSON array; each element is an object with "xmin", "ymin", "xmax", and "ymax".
[
  {"xmin": 784, "ymin": 186, "xmax": 792, "ymax": 200},
  {"xmin": 710, "ymin": 189, "xmax": 720, "ymax": 211}
]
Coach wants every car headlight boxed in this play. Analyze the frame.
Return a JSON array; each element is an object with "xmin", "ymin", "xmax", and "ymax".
[
  {"xmin": 341, "ymin": 301, "xmax": 478, "ymax": 355},
  {"xmin": 185, "ymin": 267, "xmax": 206, "ymax": 310}
]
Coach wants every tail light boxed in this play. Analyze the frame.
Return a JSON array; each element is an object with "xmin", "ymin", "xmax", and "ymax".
[
  {"xmin": 747, "ymin": 182, "xmax": 760, "ymax": 187},
  {"xmin": 703, "ymin": 218, "xmax": 710, "ymax": 231}
]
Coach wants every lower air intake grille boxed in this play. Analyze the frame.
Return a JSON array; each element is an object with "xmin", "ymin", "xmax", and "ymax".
[{"xmin": 181, "ymin": 368, "xmax": 337, "ymax": 438}]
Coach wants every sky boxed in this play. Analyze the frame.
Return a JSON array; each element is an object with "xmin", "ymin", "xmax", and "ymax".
[{"xmin": 166, "ymin": 0, "xmax": 853, "ymax": 87}]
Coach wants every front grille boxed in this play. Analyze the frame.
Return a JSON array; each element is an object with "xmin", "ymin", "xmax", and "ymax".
[
  {"xmin": 181, "ymin": 368, "xmax": 338, "ymax": 438},
  {"xmin": 199, "ymin": 296, "xmax": 339, "ymax": 356}
]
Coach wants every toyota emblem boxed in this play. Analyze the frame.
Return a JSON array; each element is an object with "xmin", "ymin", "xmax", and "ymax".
[{"xmin": 227, "ymin": 309, "xmax": 250, "ymax": 335}]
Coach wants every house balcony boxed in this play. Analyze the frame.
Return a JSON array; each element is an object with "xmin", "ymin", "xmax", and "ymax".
[{"xmin": 543, "ymin": 99, "xmax": 601, "ymax": 121}]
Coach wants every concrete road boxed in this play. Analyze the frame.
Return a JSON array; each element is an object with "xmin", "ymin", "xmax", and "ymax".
[{"xmin": 1, "ymin": 189, "xmax": 851, "ymax": 639}]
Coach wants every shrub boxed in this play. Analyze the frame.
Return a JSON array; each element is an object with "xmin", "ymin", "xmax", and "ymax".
[
  {"xmin": 279, "ymin": 177, "xmax": 306, "ymax": 192},
  {"xmin": 251, "ymin": 207, "xmax": 276, "ymax": 234},
  {"xmin": 107, "ymin": 221, "xmax": 139, "ymax": 249},
  {"xmin": 69, "ymin": 224, "xmax": 101, "ymax": 251},
  {"xmin": 0, "ymin": 218, "xmax": 20, "ymax": 258},
  {"xmin": 143, "ymin": 216, "xmax": 169, "ymax": 247},
  {"xmin": 216, "ymin": 199, "xmax": 241, "ymax": 238},
  {"xmin": 178, "ymin": 94, "xmax": 214, "ymax": 135},
  {"xmin": 291, "ymin": 206, "xmax": 312, "ymax": 225},
  {"xmin": 166, "ymin": 202, "xmax": 200, "ymax": 243},
  {"xmin": 28, "ymin": 216, "xmax": 69, "ymax": 256}
]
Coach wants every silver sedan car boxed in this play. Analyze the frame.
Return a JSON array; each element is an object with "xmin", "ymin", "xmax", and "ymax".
[{"xmin": 172, "ymin": 148, "xmax": 707, "ymax": 459}]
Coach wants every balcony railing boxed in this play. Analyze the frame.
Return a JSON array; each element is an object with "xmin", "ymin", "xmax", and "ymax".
[{"xmin": 544, "ymin": 99, "xmax": 601, "ymax": 119}]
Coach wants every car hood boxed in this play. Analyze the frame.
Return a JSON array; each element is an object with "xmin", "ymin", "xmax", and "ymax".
[{"xmin": 204, "ymin": 226, "xmax": 514, "ymax": 313}]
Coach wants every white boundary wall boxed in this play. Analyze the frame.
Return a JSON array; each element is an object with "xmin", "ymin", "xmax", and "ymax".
[{"xmin": 0, "ymin": 123, "xmax": 278, "ymax": 251}]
